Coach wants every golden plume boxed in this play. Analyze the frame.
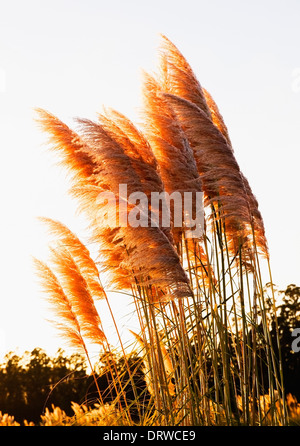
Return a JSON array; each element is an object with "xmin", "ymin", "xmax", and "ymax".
[
  {"xmin": 141, "ymin": 73, "xmax": 202, "ymax": 196},
  {"xmin": 76, "ymin": 117, "xmax": 192, "ymax": 299},
  {"xmin": 202, "ymin": 88, "xmax": 232, "ymax": 148},
  {"xmin": 48, "ymin": 246, "xmax": 106, "ymax": 346},
  {"xmin": 202, "ymin": 88, "xmax": 268, "ymax": 258},
  {"xmin": 97, "ymin": 108, "xmax": 174, "ymax": 244},
  {"xmin": 158, "ymin": 34, "xmax": 211, "ymax": 119},
  {"xmin": 35, "ymin": 108, "xmax": 98, "ymax": 186},
  {"xmin": 33, "ymin": 258, "xmax": 105, "ymax": 351},
  {"xmin": 157, "ymin": 36, "xmax": 268, "ymax": 260},
  {"xmin": 38, "ymin": 217, "xmax": 105, "ymax": 299},
  {"xmin": 141, "ymin": 73, "xmax": 203, "ymax": 245}
]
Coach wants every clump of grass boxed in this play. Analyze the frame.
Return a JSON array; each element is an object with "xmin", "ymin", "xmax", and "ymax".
[
  {"xmin": 34, "ymin": 35, "xmax": 286, "ymax": 426},
  {"xmin": 0, "ymin": 412, "xmax": 21, "ymax": 426}
]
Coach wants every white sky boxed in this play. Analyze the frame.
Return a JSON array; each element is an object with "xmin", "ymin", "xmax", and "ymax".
[{"xmin": 0, "ymin": 0, "xmax": 299, "ymax": 359}]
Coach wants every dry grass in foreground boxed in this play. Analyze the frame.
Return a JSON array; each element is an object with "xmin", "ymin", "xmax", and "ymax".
[{"xmin": 1, "ymin": 394, "xmax": 300, "ymax": 426}]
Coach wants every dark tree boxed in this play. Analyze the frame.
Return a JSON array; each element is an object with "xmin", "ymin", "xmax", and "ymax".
[
  {"xmin": 269, "ymin": 284, "xmax": 300, "ymax": 399},
  {"xmin": 0, "ymin": 348, "xmax": 89, "ymax": 424}
]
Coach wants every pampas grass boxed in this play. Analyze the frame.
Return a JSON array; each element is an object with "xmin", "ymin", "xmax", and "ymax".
[{"xmin": 34, "ymin": 35, "xmax": 287, "ymax": 426}]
